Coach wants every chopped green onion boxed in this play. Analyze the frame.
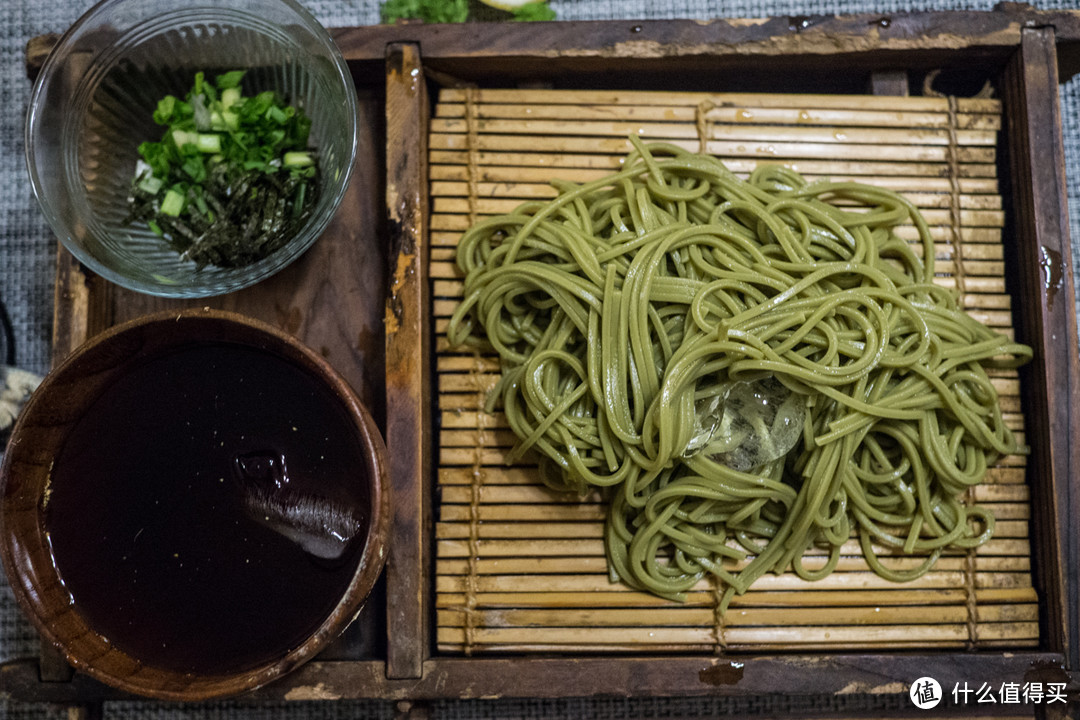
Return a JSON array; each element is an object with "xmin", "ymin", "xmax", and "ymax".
[
  {"xmin": 161, "ymin": 188, "xmax": 185, "ymax": 216},
  {"xmin": 153, "ymin": 95, "xmax": 178, "ymax": 125},
  {"xmin": 266, "ymin": 105, "xmax": 288, "ymax": 124},
  {"xmin": 192, "ymin": 192, "xmax": 209, "ymax": 217},
  {"xmin": 283, "ymin": 151, "xmax": 313, "ymax": 168},
  {"xmin": 181, "ymin": 156, "xmax": 206, "ymax": 182},
  {"xmin": 292, "ymin": 181, "xmax": 308, "ymax": 218},
  {"xmin": 192, "ymin": 94, "xmax": 211, "ymax": 131},
  {"xmin": 172, "ymin": 129, "xmax": 197, "ymax": 149},
  {"xmin": 215, "ymin": 70, "xmax": 246, "ymax": 90},
  {"xmin": 221, "ymin": 87, "xmax": 241, "ymax": 109},
  {"xmin": 126, "ymin": 69, "xmax": 321, "ymax": 269},
  {"xmin": 195, "ymin": 134, "xmax": 222, "ymax": 154},
  {"xmin": 137, "ymin": 174, "xmax": 163, "ymax": 195}
]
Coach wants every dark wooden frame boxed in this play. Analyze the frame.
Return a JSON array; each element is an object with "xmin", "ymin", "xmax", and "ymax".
[{"xmin": 6, "ymin": 7, "xmax": 1080, "ymax": 713}]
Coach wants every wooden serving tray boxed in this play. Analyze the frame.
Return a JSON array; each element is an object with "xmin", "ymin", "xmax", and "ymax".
[{"xmin": 7, "ymin": 7, "xmax": 1080, "ymax": 712}]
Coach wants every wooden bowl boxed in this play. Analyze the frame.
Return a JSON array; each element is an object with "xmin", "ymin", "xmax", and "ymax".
[{"xmin": 0, "ymin": 308, "xmax": 389, "ymax": 700}]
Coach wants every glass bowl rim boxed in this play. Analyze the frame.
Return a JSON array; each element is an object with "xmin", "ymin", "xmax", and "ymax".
[{"xmin": 24, "ymin": 0, "xmax": 359, "ymax": 298}]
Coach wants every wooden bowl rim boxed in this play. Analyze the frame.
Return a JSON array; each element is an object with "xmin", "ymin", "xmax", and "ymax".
[{"xmin": 0, "ymin": 307, "xmax": 390, "ymax": 701}]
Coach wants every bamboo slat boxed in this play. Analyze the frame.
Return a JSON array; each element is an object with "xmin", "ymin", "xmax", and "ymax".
[
  {"xmin": 433, "ymin": 102, "xmax": 1003, "ymax": 131},
  {"xmin": 434, "ymin": 88, "xmax": 1003, "ymax": 112},
  {"xmin": 429, "ymin": 87, "xmax": 1036, "ymax": 655},
  {"xmin": 435, "ymin": 464, "xmax": 1029, "ymax": 486},
  {"xmin": 436, "ymin": 586, "xmax": 1038, "ymax": 609},
  {"xmin": 435, "ymin": 553, "xmax": 1032, "ymax": 575},
  {"xmin": 429, "ymin": 117, "xmax": 998, "ymax": 146},
  {"xmin": 430, "ymin": 163, "xmax": 1001, "ymax": 193},
  {"xmin": 435, "ymin": 499, "xmax": 1029, "ymax": 522},
  {"xmin": 435, "ymin": 603, "xmax": 1038, "ymax": 628},
  {"xmin": 435, "ymin": 538, "xmax": 1033, "ymax": 561},
  {"xmin": 433, "ymin": 622, "xmax": 1038, "ymax": 649}
]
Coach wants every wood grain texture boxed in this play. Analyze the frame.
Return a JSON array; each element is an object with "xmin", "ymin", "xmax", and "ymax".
[
  {"xmin": 50, "ymin": 246, "xmax": 93, "ymax": 366},
  {"xmin": 1000, "ymin": 27, "xmax": 1080, "ymax": 671},
  {"xmin": 22, "ymin": 10, "xmax": 1080, "ymax": 82},
  {"xmin": 331, "ymin": 10, "xmax": 1080, "ymax": 65},
  {"xmin": 383, "ymin": 42, "xmax": 431, "ymax": 680},
  {"xmin": 3, "ymin": 653, "xmax": 1071, "ymax": 703}
]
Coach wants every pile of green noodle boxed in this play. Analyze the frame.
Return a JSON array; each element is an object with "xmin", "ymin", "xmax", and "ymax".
[{"xmin": 446, "ymin": 138, "xmax": 1031, "ymax": 607}]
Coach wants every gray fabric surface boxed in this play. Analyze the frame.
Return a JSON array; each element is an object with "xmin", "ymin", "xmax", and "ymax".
[{"xmin": 2, "ymin": 0, "xmax": 1080, "ymax": 716}]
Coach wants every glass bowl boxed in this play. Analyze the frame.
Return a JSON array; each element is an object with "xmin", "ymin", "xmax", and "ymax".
[{"xmin": 26, "ymin": 0, "xmax": 358, "ymax": 298}]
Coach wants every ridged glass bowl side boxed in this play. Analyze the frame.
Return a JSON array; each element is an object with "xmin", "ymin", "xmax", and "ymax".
[{"xmin": 27, "ymin": 0, "xmax": 357, "ymax": 297}]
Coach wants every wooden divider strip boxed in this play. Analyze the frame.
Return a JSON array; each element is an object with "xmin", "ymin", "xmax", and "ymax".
[{"xmin": 384, "ymin": 42, "xmax": 430, "ymax": 679}]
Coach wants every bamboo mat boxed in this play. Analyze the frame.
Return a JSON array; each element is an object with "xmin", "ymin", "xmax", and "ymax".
[{"xmin": 428, "ymin": 88, "xmax": 1037, "ymax": 655}]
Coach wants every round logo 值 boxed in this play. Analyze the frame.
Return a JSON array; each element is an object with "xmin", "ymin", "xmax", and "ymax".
[{"xmin": 910, "ymin": 676, "xmax": 943, "ymax": 709}]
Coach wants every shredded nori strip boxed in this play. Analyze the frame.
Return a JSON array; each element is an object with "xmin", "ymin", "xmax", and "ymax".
[{"xmin": 126, "ymin": 165, "xmax": 320, "ymax": 269}]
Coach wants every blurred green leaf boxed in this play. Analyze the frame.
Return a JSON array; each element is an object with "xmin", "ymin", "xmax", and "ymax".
[
  {"xmin": 381, "ymin": 0, "xmax": 469, "ymax": 23},
  {"xmin": 512, "ymin": 3, "xmax": 556, "ymax": 21},
  {"xmin": 380, "ymin": 0, "xmax": 555, "ymax": 23}
]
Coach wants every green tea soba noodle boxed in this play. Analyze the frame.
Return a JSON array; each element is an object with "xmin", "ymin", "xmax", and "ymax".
[{"xmin": 446, "ymin": 137, "xmax": 1031, "ymax": 607}]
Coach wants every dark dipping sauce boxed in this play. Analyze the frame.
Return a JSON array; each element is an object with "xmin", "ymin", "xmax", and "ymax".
[{"xmin": 44, "ymin": 342, "xmax": 370, "ymax": 675}]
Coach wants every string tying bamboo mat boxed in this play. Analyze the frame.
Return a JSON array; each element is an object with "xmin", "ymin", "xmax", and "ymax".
[{"xmin": 428, "ymin": 87, "xmax": 1037, "ymax": 655}]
